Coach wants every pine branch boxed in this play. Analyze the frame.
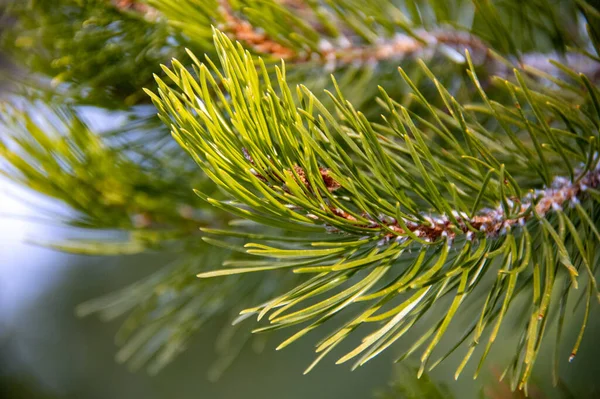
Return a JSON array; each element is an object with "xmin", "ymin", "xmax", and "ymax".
[
  {"xmin": 5, "ymin": 0, "xmax": 596, "ymax": 112},
  {"xmin": 212, "ymin": 0, "xmax": 491, "ymax": 68},
  {"xmin": 4, "ymin": 0, "xmax": 600, "ymax": 389},
  {"xmin": 151, "ymin": 0, "xmax": 593, "ymax": 67},
  {"xmin": 286, "ymin": 165, "xmax": 600, "ymax": 248},
  {"xmin": 144, "ymin": 0, "xmax": 600, "ymax": 121},
  {"xmin": 149, "ymin": 30, "xmax": 600, "ymax": 391}
]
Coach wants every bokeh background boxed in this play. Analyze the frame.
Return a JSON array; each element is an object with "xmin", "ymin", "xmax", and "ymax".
[{"xmin": 0, "ymin": 184, "xmax": 399, "ymax": 399}]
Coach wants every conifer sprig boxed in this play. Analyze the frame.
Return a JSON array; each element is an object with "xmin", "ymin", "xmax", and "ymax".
[
  {"xmin": 149, "ymin": 30, "xmax": 600, "ymax": 391},
  {"xmin": 2, "ymin": 0, "xmax": 600, "ymax": 391}
]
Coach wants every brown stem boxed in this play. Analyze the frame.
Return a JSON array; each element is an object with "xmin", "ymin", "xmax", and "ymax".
[
  {"xmin": 243, "ymin": 145, "xmax": 600, "ymax": 243},
  {"xmin": 217, "ymin": 0, "xmax": 297, "ymax": 59},
  {"xmin": 337, "ymin": 168, "xmax": 600, "ymax": 245},
  {"xmin": 115, "ymin": 0, "xmax": 598, "ymax": 79}
]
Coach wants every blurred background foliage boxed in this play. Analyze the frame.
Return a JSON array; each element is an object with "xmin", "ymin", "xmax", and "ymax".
[
  {"xmin": 1, "ymin": 0, "xmax": 600, "ymax": 398},
  {"xmin": 2, "ymin": 232, "xmax": 600, "ymax": 398}
]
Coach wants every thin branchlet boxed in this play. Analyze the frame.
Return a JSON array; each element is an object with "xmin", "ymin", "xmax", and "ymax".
[
  {"xmin": 243, "ymin": 148, "xmax": 600, "ymax": 244},
  {"xmin": 302, "ymin": 165, "xmax": 600, "ymax": 244},
  {"xmin": 212, "ymin": 0, "xmax": 599, "ymax": 79},
  {"xmin": 313, "ymin": 29, "xmax": 490, "ymax": 70},
  {"xmin": 215, "ymin": 2, "xmax": 491, "ymax": 68}
]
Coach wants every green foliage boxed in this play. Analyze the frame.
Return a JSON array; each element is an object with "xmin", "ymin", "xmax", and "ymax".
[
  {"xmin": 151, "ymin": 0, "xmax": 582, "ymax": 55},
  {"xmin": 0, "ymin": 102, "xmax": 299, "ymax": 375},
  {"xmin": 149, "ymin": 29, "xmax": 600, "ymax": 391},
  {"xmin": 1, "ymin": 0, "xmax": 180, "ymax": 106},
  {"xmin": 148, "ymin": 0, "xmax": 589, "ymax": 115},
  {"xmin": 1, "ymin": 0, "xmax": 600, "ymax": 394},
  {"xmin": 0, "ymin": 105, "xmax": 203, "ymax": 243}
]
